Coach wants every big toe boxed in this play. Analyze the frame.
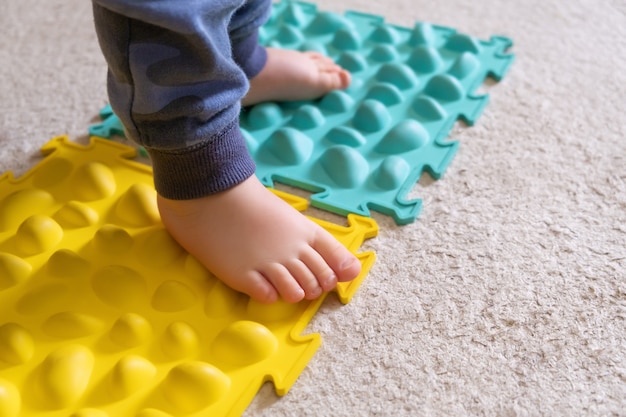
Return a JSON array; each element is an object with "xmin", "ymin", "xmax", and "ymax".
[
  {"xmin": 313, "ymin": 230, "xmax": 361, "ymax": 282},
  {"xmin": 334, "ymin": 255, "xmax": 361, "ymax": 282}
]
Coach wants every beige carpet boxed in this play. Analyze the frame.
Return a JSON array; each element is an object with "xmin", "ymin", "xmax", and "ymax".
[{"xmin": 2, "ymin": 0, "xmax": 625, "ymax": 415}]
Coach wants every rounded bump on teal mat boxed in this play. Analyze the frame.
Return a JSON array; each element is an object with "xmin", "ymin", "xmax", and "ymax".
[
  {"xmin": 283, "ymin": 3, "xmax": 309, "ymax": 27},
  {"xmin": 424, "ymin": 74, "xmax": 465, "ymax": 102},
  {"xmin": 353, "ymin": 100, "xmax": 392, "ymax": 133},
  {"xmin": 345, "ymin": 77, "xmax": 365, "ymax": 95},
  {"xmin": 265, "ymin": 128, "xmax": 314, "ymax": 165},
  {"xmin": 246, "ymin": 103, "xmax": 283, "ymax": 129},
  {"xmin": 307, "ymin": 12, "xmax": 353, "ymax": 35},
  {"xmin": 290, "ymin": 105, "xmax": 325, "ymax": 130},
  {"xmin": 448, "ymin": 52, "xmax": 480, "ymax": 79},
  {"xmin": 376, "ymin": 120, "xmax": 430, "ymax": 154},
  {"xmin": 319, "ymin": 145, "xmax": 369, "ymax": 188},
  {"xmin": 409, "ymin": 22, "xmax": 436, "ymax": 46},
  {"xmin": 319, "ymin": 90, "xmax": 355, "ymax": 113},
  {"xmin": 332, "ymin": 27, "xmax": 362, "ymax": 51},
  {"xmin": 276, "ymin": 25, "xmax": 304, "ymax": 46},
  {"xmin": 375, "ymin": 63, "xmax": 419, "ymax": 90},
  {"xmin": 444, "ymin": 33, "xmax": 481, "ymax": 54},
  {"xmin": 240, "ymin": 128, "xmax": 258, "ymax": 153},
  {"xmin": 337, "ymin": 51, "xmax": 368, "ymax": 73},
  {"xmin": 300, "ymin": 40, "xmax": 327, "ymax": 55},
  {"xmin": 407, "ymin": 45, "xmax": 443, "ymax": 73},
  {"xmin": 374, "ymin": 156, "xmax": 411, "ymax": 190},
  {"xmin": 369, "ymin": 25, "xmax": 401, "ymax": 44},
  {"xmin": 365, "ymin": 83, "xmax": 404, "ymax": 106},
  {"xmin": 369, "ymin": 44, "xmax": 399, "ymax": 63},
  {"xmin": 412, "ymin": 96, "xmax": 448, "ymax": 121},
  {"xmin": 326, "ymin": 126, "xmax": 367, "ymax": 147},
  {"xmin": 258, "ymin": 27, "xmax": 270, "ymax": 44}
]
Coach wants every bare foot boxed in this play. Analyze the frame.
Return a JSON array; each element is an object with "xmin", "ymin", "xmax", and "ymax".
[
  {"xmin": 241, "ymin": 48, "xmax": 351, "ymax": 107},
  {"xmin": 157, "ymin": 175, "xmax": 362, "ymax": 303}
]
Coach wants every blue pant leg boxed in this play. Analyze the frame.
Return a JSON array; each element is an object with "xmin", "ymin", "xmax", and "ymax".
[
  {"xmin": 92, "ymin": 0, "xmax": 257, "ymax": 199},
  {"xmin": 230, "ymin": 0, "xmax": 272, "ymax": 79}
]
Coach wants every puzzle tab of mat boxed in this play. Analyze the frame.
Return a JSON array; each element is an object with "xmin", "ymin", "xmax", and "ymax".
[
  {"xmin": 89, "ymin": 0, "xmax": 514, "ymax": 224},
  {"xmin": 0, "ymin": 136, "xmax": 377, "ymax": 417}
]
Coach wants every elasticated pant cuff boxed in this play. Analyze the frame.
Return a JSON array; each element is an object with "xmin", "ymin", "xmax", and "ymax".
[{"xmin": 146, "ymin": 121, "xmax": 256, "ymax": 200}]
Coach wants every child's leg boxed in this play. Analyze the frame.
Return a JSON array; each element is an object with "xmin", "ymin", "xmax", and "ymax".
[
  {"xmin": 228, "ymin": 1, "xmax": 351, "ymax": 106},
  {"xmin": 242, "ymin": 48, "xmax": 351, "ymax": 106},
  {"xmin": 157, "ymin": 175, "xmax": 361, "ymax": 303},
  {"xmin": 92, "ymin": 0, "xmax": 360, "ymax": 303}
]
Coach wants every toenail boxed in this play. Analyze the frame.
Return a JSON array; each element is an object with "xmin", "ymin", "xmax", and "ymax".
[
  {"xmin": 323, "ymin": 274, "xmax": 337, "ymax": 288},
  {"xmin": 339, "ymin": 257, "xmax": 357, "ymax": 271},
  {"xmin": 310, "ymin": 286, "xmax": 323, "ymax": 298},
  {"xmin": 292, "ymin": 287, "xmax": 305, "ymax": 301}
]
